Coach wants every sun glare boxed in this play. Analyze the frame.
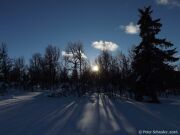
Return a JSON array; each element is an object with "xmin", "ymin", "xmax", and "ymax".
[{"xmin": 92, "ymin": 65, "xmax": 99, "ymax": 72}]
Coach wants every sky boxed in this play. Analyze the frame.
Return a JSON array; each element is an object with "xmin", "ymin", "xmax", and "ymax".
[{"xmin": 0, "ymin": 0, "xmax": 180, "ymax": 63}]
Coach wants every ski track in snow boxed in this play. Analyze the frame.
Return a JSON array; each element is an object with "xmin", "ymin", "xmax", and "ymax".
[{"xmin": 0, "ymin": 92, "xmax": 180, "ymax": 135}]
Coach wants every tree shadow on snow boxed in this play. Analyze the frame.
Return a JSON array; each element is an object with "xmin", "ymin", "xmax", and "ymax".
[{"xmin": 0, "ymin": 92, "xmax": 180, "ymax": 135}]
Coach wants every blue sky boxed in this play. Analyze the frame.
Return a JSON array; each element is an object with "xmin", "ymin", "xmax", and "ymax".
[{"xmin": 0, "ymin": 0, "xmax": 180, "ymax": 62}]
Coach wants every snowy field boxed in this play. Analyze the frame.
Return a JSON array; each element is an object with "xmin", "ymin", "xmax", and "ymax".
[{"xmin": 0, "ymin": 91, "xmax": 180, "ymax": 135}]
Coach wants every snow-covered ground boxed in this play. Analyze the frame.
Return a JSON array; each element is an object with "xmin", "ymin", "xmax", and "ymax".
[{"xmin": 0, "ymin": 91, "xmax": 180, "ymax": 135}]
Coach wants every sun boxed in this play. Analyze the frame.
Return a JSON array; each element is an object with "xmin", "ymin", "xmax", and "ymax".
[{"xmin": 92, "ymin": 65, "xmax": 99, "ymax": 72}]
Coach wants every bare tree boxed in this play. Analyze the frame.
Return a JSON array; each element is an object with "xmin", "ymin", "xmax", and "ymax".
[
  {"xmin": 64, "ymin": 41, "xmax": 86, "ymax": 79},
  {"xmin": 11, "ymin": 57, "xmax": 26, "ymax": 88},
  {"xmin": 44, "ymin": 45, "xmax": 60, "ymax": 89},
  {"xmin": 29, "ymin": 53, "xmax": 44, "ymax": 88}
]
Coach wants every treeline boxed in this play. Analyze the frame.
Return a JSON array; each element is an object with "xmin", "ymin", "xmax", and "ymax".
[
  {"xmin": 0, "ymin": 6, "xmax": 180, "ymax": 102},
  {"xmin": 0, "ymin": 41, "xmax": 128, "ymax": 96},
  {"xmin": 0, "ymin": 42, "xmax": 132, "ymax": 92}
]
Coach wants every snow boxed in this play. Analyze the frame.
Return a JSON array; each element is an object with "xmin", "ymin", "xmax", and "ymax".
[{"xmin": 0, "ymin": 92, "xmax": 180, "ymax": 135}]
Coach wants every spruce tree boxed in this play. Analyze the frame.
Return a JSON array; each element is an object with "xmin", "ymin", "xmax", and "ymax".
[
  {"xmin": 132, "ymin": 6, "xmax": 179, "ymax": 102},
  {"xmin": 0, "ymin": 43, "xmax": 11, "ymax": 85}
]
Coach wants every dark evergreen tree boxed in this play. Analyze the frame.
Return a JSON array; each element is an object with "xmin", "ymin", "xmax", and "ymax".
[
  {"xmin": 0, "ymin": 43, "xmax": 12, "ymax": 93},
  {"xmin": 132, "ymin": 6, "xmax": 179, "ymax": 102}
]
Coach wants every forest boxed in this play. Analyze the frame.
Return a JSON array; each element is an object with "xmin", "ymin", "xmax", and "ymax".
[{"xmin": 0, "ymin": 6, "xmax": 180, "ymax": 103}]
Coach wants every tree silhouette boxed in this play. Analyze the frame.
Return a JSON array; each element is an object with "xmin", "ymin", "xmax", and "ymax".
[
  {"xmin": 65, "ymin": 42, "xmax": 86, "ymax": 78},
  {"xmin": 44, "ymin": 45, "xmax": 60, "ymax": 89},
  {"xmin": 132, "ymin": 6, "xmax": 179, "ymax": 102},
  {"xmin": 0, "ymin": 43, "xmax": 11, "ymax": 93},
  {"xmin": 29, "ymin": 53, "xmax": 44, "ymax": 88},
  {"xmin": 12, "ymin": 57, "xmax": 26, "ymax": 88}
]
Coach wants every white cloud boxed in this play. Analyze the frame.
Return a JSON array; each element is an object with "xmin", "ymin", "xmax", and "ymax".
[
  {"xmin": 62, "ymin": 51, "xmax": 87, "ymax": 59},
  {"xmin": 121, "ymin": 22, "xmax": 139, "ymax": 34},
  {"xmin": 62, "ymin": 51, "xmax": 73, "ymax": 57},
  {"xmin": 157, "ymin": 0, "xmax": 169, "ymax": 5},
  {"xmin": 81, "ymin": 52, "xmax": 87, "ymax": 59},
  {"xmin": 92, "ymin": 40, "xmax": 118, "ymax": 51},
  {"xmin": 156, "ymin": 0, "xmax": 180, "ymax": 7}
]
